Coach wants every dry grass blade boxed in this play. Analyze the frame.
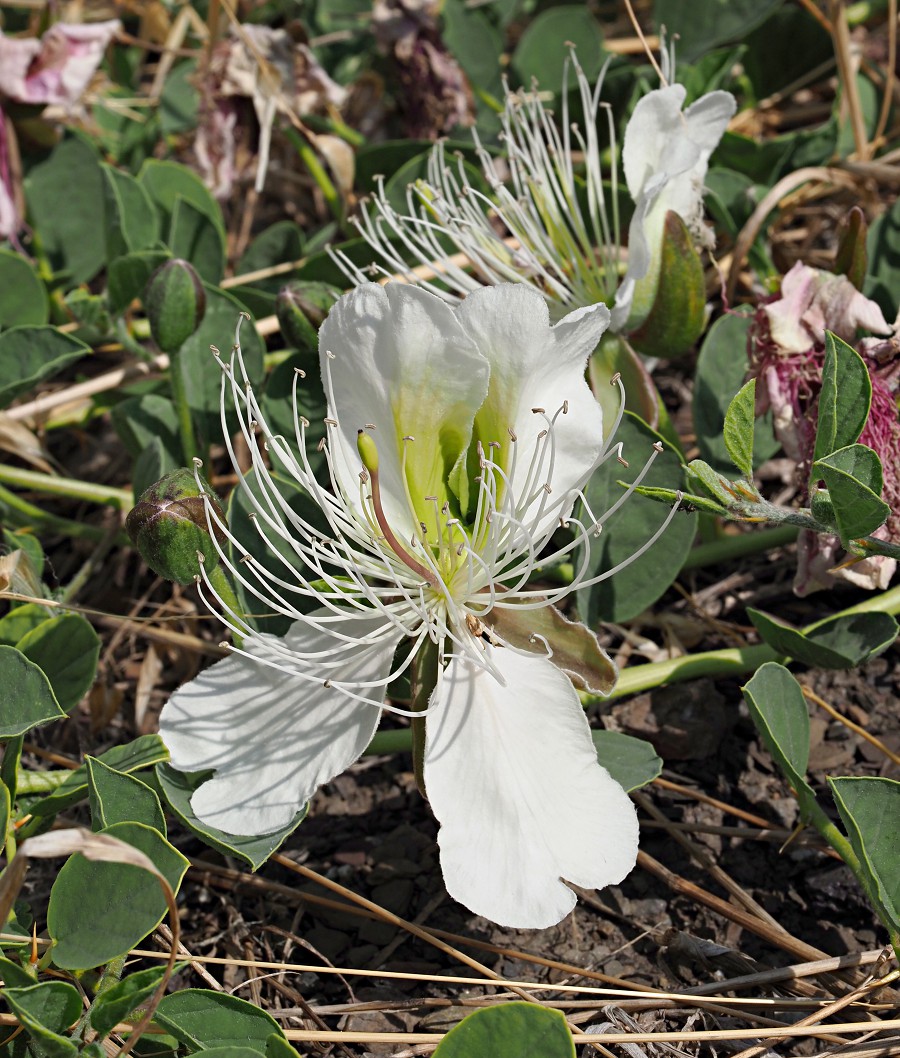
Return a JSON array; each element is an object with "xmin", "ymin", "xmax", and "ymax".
[{"xmin": 801, "ymin": 684, "xmax": 900, "ymax": 766}]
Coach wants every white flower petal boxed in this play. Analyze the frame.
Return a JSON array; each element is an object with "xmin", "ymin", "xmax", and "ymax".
[
  {"xmin": 159, "ymin": 616, "xmax": 402, "ymax": 835},
  {"xmin": 614, "ymin": 85, "xmax": 734, "ymax": 331},
  {"xmin": 455, "ymin": 285, "xmax": 608, "ymax": 531},
  {"xmin": 318, "ymin": 283, "xmax": 489, "ymax": 536},
  {"xmin": 424, "ymin": 644, "xmax": 639, "ymax": 929}
]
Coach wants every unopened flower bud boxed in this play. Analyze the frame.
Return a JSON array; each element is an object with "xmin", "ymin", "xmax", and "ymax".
[
  {"xmin": 276, "ymin": 281, "xmax": 341, "ymax": 353},
  {"xmin": 126, "ymin": 468, "xmax": 226, "ymax": 586},
  {"xmin": 627, "ymin": 211, "xmax": 706, "ymax": 359},
  {"xmin": 833, "ymin": 206, "xmax": 867, "ymax": 291},
  {"xmin": 145, "ymin": 259, "xmax": 207, "ymax": 353}
]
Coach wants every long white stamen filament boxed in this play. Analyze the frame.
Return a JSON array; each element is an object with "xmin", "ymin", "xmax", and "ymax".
[{"xmin": 331, "ymin": 49, "xmax": 619, "ymax": 315}]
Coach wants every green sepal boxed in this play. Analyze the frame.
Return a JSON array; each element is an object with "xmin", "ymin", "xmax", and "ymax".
[{"xmin": 627, "ymin": 211, "xmax": 707, "ymax": 359}]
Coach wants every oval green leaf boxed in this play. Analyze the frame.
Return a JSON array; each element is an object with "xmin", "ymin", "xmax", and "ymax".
[
  {"xmin": 0, "ymin": 645, "xmax": 66, "ymax": 738},
  {"xmin": 86, "ymin": 758, "xmax": 167, "ymax": 833},
  {"xmin": 0, "ymin": 249, "xmax": 49, "ymax": 328},
  {"xmin": 47, "ymin": 822, "xmax": 188, "ymax": 969},
  {"xmin": 2, "ymin": 981, "xmax": 82, "ymax": 1058},
  {"xmin": 432, "ymin": 1003, "xmax": 575, "ymax": 1058},
  {"xmin": 742, "ymin": 662, "xmax": 817, "ymax": 819},
  {"xmin": 577, "ymin": 413, "xmax": 696, "ymax": 624},
  {"xmin": 153, "ymin": 990, "xmax": 285, "ymax": 1054},
  {"xmin": 748, "ymin": 609, "xmax": 897, "ymax": 669},
  {"xmin": 828, "ymin": 776, "xmax": 900, "ymax": 936},
  {"xmin": 17, "ymin": 613, "xmax": 100, "ymax": 713},
  {"xmin": 593, "ymin": 730, "xmax": 662, "ymax": 792}
]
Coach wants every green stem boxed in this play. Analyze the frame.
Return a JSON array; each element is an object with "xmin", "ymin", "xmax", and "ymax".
[
  {"xmin": 680, "ymin": 524, "xmax": 799, "ymax": 571},
  {"xmin": 0, "ymin": 465, "xmax": 132, "ymax": 511},
  {"xmin": 0, "ymin": 482, "xmax": 115, "ymax": 542},
  {"xmin": 363, "ymin": 584, "xmax": 900, "ymax": 757},
  {"xmin": 284, "ymin": 127, "xmax": 344, "ymax": 226},
  {"xmin": 168, "ymin": 351, "xmax": 200, "ymax": 464},
  {"xmin": 608, "ymin": 582, "xmax": 900, "ymax": 701}
]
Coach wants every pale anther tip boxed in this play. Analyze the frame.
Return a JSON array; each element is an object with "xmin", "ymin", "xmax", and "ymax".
[
  {"xmin": 196, "ymin": 550, "xmax": 205, "ymax": 563},
  {"xmin": 653, "ymin": 441, "xmax": 664, "ymax": 453},
  {"xmin": 531, "ymin": 406, "xmax": 546, "ymax": 414},
  {"xmin": 192, "ymin": 456, "xmax": 203, "ymax": 467},
  {"xmin": 365, "ymin": 423, "xmax": 376, "ymax": 430},
  {"xmin": 324, "ymin": 679, "xmax": 332, "ymax": 688},
  {"xmin": 326, "ymin": 350, "xmax": 336, "ymax": 359},
  {"xmin": 219, "ymin": 641, "xmax": 230, "ymax": 649},
  {"xmin": 293, "ymin": 367, "xmax": 306, "ymax": 377},
  {"xmin": 617, "ymin": 456, "xmax": 629, "ymax": 468},
  {"xmin": 610, "ymin": 372, "xmax": 622, "ymax": 386},
  {"xmin": 403, "ymin": 435, "xmax": 415, "ymax": 442}
]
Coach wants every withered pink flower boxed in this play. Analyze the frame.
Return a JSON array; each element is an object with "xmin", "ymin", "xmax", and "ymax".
[
  {"xmin": 372, "ymin": 0, "xmax": 473, "ymax": 138},
  {"xmin": 0, "ymin": 19, "xmax": 119, "ymax": 239},
  {"xmin": 195, "ymin": 24, "xmax": 346, "ymax": 199},
  {"xmin": 749, "ymin": 261, "xmax": 900, "ymax": 593},
  {"xmin": 0, "ymin": 20, "xmax": 119, "ymax": 108}
]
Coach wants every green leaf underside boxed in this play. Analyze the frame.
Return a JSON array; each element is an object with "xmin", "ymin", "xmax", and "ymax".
[
  {"xmin": 16, "ymin": 613, "xmax": 100, "ymax": 713},
  {"xmin": 592, "ymin": 731, "xmax": 662, "ymax": 792},
  {"xmin": 2, "ymin": 981, "xmax": 83, "ymax": 1058}
]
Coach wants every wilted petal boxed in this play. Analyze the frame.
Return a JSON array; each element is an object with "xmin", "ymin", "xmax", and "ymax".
[
  {"xmin": 456, "ymin": 285, "xmax": 608, "ymax": 530},
  {"xmin": 318, "ymin": 283, "xmax": 490, "ymax": 537},
  {"xmin": 5, "ymin": 21, "xmax": 120, "ymax": 108},
  {"xmin": 424, "ymin": 644, "xmax": 638, "ymax": 929},
  {"xmin": 0, "ymin": 33, "xmax": 41, "ymax": 101},
  {"xmin": 159, "ymin": 616, "xmax": 401, "ymax": 835}
]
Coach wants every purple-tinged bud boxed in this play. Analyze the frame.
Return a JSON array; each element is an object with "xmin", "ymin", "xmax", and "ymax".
[
  {"xmin": 833, "ymin": 206, "xmax": 867, "ymax": 292},
  {"xmin": 126, "ymin": 468, "xmax": 225, "ymax": 586},
  {"xmin": 627, "ymin": 211, "xmax": 706, "ymax": 359},
  {"xmin": 145, "ymin": 259, "xmax": 206, "ymax": 353},
  {"xmin": 276, "ymin": 281, "xmax": 341, "ymax": 354}
]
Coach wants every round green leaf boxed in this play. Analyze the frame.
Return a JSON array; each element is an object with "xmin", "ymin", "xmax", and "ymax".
[
  {"xmin": 2, "ymin": 981, "xmax": 82, "ymax": 1058},
  {"xmin": 577, "ymin": 413, "xmax": 696, "ymax": 624},
  {"xmin": 0, "ymin": 249, "xmax": 48, "ymax": 328},
  {"xmin": 153, "ymin": 990, "xmax": 285, "ymax": 1054},
  {"xmin": 138, "ymin": 159, "xmax": 224, "ymax": 235},
  {"xmin": 511, "ymin": 7, "xmax": 605, "ymax": 88},
  {"xmin": 47, "ymin": 821, "xmax": 189, "ymax": 969},
  {"xmin": 433, "ymin": 1003, "xmax": 575, "ymax": 1058},
  {"xmin": 592, "ymin": 730, "xmax": 662, "ymax": 792},
  {"xmin": 173, "ymin": 285, "xmax": 264, "ymax": 443},
  {"xmin": 0, "ymin": 645, "xmax": 66, "ymax": 738},
  {"xmin": 24, "ymin": 136, "xmax": 107, "ymax": 286},
  {"xmin": 653, "ymin": 0, "xmax": 784, "ymax": 62},
  {"xmin": 17, "ymin": 613, "xmax": 100, "ymax": 713}
]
